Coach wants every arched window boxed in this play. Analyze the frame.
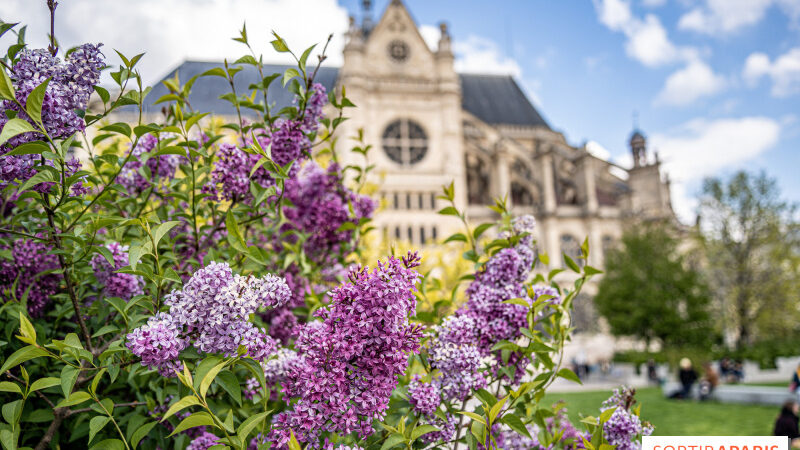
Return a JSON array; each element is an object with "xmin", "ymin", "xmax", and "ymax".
[
  {"xmin": 382, "ymin": 119, "xmax": 428, "ymax": 166},
  {"xmin": 560, "ymin": 234, "xmax": 584, "ymax": 267},
  {"xmin": 511, "ymin": 182, "xmax": 534, "ymax": 207},
  {"xmin": 466, "ymin": 153, "xmax": 491, "ymax": 205}
]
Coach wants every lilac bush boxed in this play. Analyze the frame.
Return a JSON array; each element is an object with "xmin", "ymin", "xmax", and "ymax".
[{"xmin": 0, "ymin": 5, "xmax": 649, "ymax": 450}]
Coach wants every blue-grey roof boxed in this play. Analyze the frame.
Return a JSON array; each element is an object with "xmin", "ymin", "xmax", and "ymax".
[
  {"xmin": 459, "ymin": 74, "xmax": 549, "ymax": 128},
  {"xmin": 141, "ymin": 61, "xmax": 339, "ymax": 117},
  {"xmin": 142, "ymin": 61, "xmax": 550, "ymax": 129}
]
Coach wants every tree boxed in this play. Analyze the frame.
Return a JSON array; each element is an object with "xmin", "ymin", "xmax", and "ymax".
[
  {"xmin": 698, "ymin": 170, "xmax": 800, "ymax": 350},
  {"xmin": 595, "ymin": 222, "xmax": 712, "ymax": 350}
]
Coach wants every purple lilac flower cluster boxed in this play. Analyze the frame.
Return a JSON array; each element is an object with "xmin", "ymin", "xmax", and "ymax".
[
  {"xmin": 118, "ymin": 134, "xmax": 185, "ymax": 193},
  {"xmin": 428, "ymin": 315, "xmax": 486, "ymax": 402},
  {"xmin": 90, "ymin": 242, "xmax": 143, "ymax": 300},
  {"xmin": 282, "ymin": 162, "xmax": 375, "ymax": 265},
  {"xmin": 0, "ymin": 237, "xmax": 60, "ymax": 317},
  {"xmin": 270, "ymin": 252, "xmax": 424, "ymax": 448},
  {"xmin": 243, "ymin": 347, "xmax": 302, "ymax": 401},
  {"xmin": 491, "ymin": 407, "xmax": 587, "ymax": 450},
  {"xmin": 405, "ymin": 216, "xmax": 542, "ymax": 444},
  {"xmin": 126, "ymin": 262, "xmax": 290, "ymax": 376},
  {"xmin": 203, "ymin": 84, "xmax": 327, "ymax": 201},
  {"xmin": 458, "ymin": 216, "xmax": 537, "ymax": 355},
  {"xmin": 600, "ymin": 387, "xmax": 653, "ymax": 450},
  {"xmin": 186, "ymin": 431, "xmax": 220, "ymax": 450},
  {"xmin": 408, "ymin": 375, "xmax": 440, "ymax": 416},
  {"xmin": 0, "ymin": 45, "xmax": 104, "ymax": 190}
]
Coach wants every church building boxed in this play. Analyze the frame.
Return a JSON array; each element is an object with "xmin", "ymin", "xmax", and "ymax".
[{"xmin": 333, "ymin": 0, "xmax": 675, "ymax": 273}]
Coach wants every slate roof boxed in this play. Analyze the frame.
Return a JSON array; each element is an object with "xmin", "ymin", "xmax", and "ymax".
[
  {"xmin": 142, "ymin": 61, "xmax": 550, "ymax": 129},
  {"xmin": 459, "ymin": 74, "xmax": 549, "ymax": 128}
]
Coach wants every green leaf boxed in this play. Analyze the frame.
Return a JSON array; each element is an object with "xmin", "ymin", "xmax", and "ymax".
[
  {"xmin": 410, "ymin": 424, "xmax": 440, "ymax": 442},
  {"xmin": 18, "ymin": 311, "xmax": 35, "ymax": 342},
  {"xmin": 201, "ymin": 67, "xmax": 228, "ymax": 79},
  {"xmin": 131, "ymin": 421, "xmax": 158, "ymax": 449},
  {"xmin": 61, "ymin": 365, "xmax": 80, "ymax": 397},
  {"xmin": 215, "ymin": 370, "xmax": 242, "ymax": 406},
  {"xmin": 100, "ymin": 122, "xmax": 132, "ymax": 138},
  {"xmin": 564, "ymin": 254, "xmax": 581, "ymax": 273},
  {"xmin": 29, "ymin": 377, "xmax": 59, "ymax": 392},
  {"xmin": 237, "ymin": 411, "xmax": 270, "ymax": 440},
  {"xmin": 90, "ymin": 439, "xmax": 125, "ymax": 450},
  {"xmin": 438, "ymin": 206, "xmax": 460, "ymax": 216},
  {"xmin": 128, "ymin": 244, "xmax": 148, "ymax": 271},
  {"xmin": 0, "ymin": 345, "xmax": 50, "ymax": 375},
  {"xmin": 473, "ymin": 223, "xmax": 493, "ymax": 241},
  {"xmin": 488, "ymin": 395, "xmax": 507, "ymax": 424},
  {"xmin": 161, "ymin": 395, "xmax": 201, "ymax": 421},
  {"xmin": 2, "ymin": 140, "xmax": 49, "ymax": 156},
  {"xmin": 503, "ymin": 298, "xmax": 531, "ymax": 307},
  {"xmin": 501, "ymin": 414, "xmax": 532, "ymax": 439},
  {"xmin": 270, "ymin": 35, "xmax": 290, "ymax": 53},
  {"xmin": 282, "ymin": 68, "xmax": 300, "ymax": 87},
  {"xmin": 25, "ymin": 78, "xmax": 50, "ymax": 125},
  {"xmin": 0, "ymin": 381, "xmax": 21, "ymax": 395},
  {"xmin": 380, "ymin": 433, "xmax": 406, "ymax": 450},
  {"xmin": 152, "ymin": 220, "xmax": 180, "ymax": 247},
  {"xmin": 457, "ymin": 411, "xmax": 486, "ymax": 425},
  {"xmin": 168, "ymin": 412, "xmax": 216, "ymax": 437},
  {"xmin": 2, "ymin": 400, "xmax": 22, "ymax": 426},
  {"xmin": 0, "ymin": 429, "xmax": 14, "ymax": 450},
  {"xmin": 199, "ymin": 359, "xmax": 228, "ymax": 398},
  {"xmin": 0, "ymin": 67, "xmax": 14, "ymax": 100},
  {"xmin": 599, "ymin": 406, "xmax": 617, "ymax": 423},
  {"xmin": 557, "ymin": 368, "xmax": 582, "ymax": 385},
  {"xmin": 443, "ymin": 233, "xmax": 468, "ymax": 244},
  {"xmin": 89, "ymin": 416, "xmax": 110, "ymax": 444},
  {"xmin": 17, "ymin": 169, "xmax": 54, "ymax": 193},
  {"xmin": 225, "ymin": 210, "xmax": 246, "ymax": 252},
  {"xmin": 55, "ymin": 391, "xmax": 92, "ymax": 408},
  {"xmin": 288, "ymin": 430, "xmax": 302, "ymax": 450},
  {"xmin": 0, "ymin": 118, "xmax": 37, "ymax": 147}
]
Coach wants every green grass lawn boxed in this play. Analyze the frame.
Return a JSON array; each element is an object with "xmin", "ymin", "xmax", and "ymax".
[{"xmin": 544, "ymin": 387, "xmax": 779, "ymax": 436}]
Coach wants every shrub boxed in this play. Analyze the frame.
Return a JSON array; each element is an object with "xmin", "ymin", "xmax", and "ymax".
[{"xmin": 0, "ymin": 6, "xmax": 651, "ymax": 449}]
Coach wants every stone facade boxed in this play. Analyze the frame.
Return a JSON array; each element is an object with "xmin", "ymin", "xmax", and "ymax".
[{"xmin": 336, "ymin": 0, "xmax": 675, "ymax": 272}]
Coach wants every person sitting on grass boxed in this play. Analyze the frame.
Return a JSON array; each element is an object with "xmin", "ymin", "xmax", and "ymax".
[
  {"xmin": 669, "ymin": 358, "xmax": 697, "ymax": 399},
  {"xmin": 774, "ymin": 400, "xmax": 800, "ymax": 447}
]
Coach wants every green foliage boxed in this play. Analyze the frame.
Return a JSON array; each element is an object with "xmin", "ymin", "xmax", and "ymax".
[
  {"xmin": 0, "ymin": 8, "xmax": 631, "ymax": 450},
  {"xmin": 698, "ymin": 170, "xmax": 800, "ymax": 350},
  {"xmin": 595, "ymin": 222, "xmax": 713, "ymax": 349}
]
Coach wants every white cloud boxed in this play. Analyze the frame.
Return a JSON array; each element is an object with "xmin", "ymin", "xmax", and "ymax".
[
  {"xmin": 453, "ymin": 35, "xmax": 522, "ymax": 77},
  {"xmin": 624, "ymin": 14, "xmax": 683, "ymax": 67},
  {"xmin": 586, "ymin": 140, "xmax": 612, "ymax": 160},
  {"xmin": 743, "ymin": 48, "xmax": 800, "ymax": 97},
  {"xmin": 678, "ymin": 0, "xmax": 799, "ymax": 35},
  {"xmin": 419, "ymin": 24, "xmax": 439, "ymax": 52},
  {"xmin": 593, "ymin": 0, "xmax": 696, "ymax": 67},
  {"xmin": 650, "ymin": 117, "xmax": 781, "ymax": 220},
  {"xmin": 0, "ymin": 0, "xmax": 350, "ymax": 85},
  {"xmin": 655, "ymin": 59, "xmax": 726, "ymax": 105}
]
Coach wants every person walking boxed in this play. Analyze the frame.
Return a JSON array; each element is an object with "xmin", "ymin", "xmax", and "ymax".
[{"xmin": 790, "ymin": 363, "xmax": 800, "ymax": 403}]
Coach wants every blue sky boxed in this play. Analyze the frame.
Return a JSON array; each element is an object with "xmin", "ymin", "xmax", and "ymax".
[
  {"xmin": 338, "ymin": 0, "xmax": 800, "ymax": 221},
  {"xmin": 1, "ymin": 0, "xmax": 798, "ymax": 221}
]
